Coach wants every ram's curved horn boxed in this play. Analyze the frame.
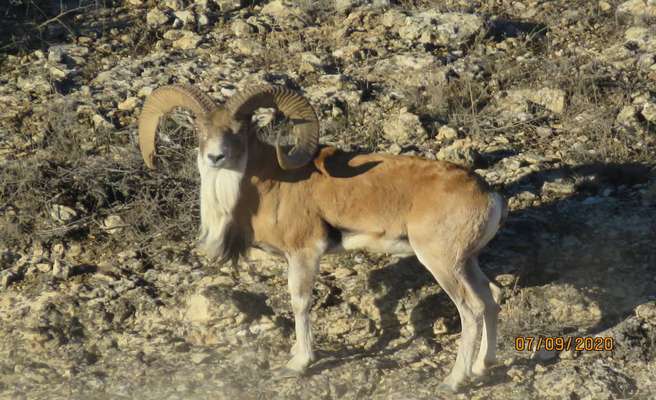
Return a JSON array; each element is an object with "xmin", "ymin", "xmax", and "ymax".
[
  {"xmin": 226, "ymin": 85, "xmax": 319, "ymax": 170},
  {"xmin": 138, "ymin": 84, "xmax": 216, "ymax": 169}
]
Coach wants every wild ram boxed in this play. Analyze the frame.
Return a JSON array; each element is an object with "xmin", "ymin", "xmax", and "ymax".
[{"xmin": 138, "ymin": 84, "xmax": 507, "ymax": 392}]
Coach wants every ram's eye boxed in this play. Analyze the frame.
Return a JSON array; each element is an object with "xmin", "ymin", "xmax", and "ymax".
[{"xmin": 229, "ymin": 134, "xmax": 243, "ymax": 145}]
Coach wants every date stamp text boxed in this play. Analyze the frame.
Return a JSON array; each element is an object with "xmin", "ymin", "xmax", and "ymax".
[{"xmin": 514, "ymin": 336, "xmax": 615, "ymax": 352}]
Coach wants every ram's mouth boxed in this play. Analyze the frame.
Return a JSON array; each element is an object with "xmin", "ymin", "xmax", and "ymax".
[{"xmin": 208, "ymin": 154, "xmax": 225, "ymax": 165}]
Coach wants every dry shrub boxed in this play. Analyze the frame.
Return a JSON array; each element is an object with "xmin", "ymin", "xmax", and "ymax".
[
  {"xmin": 0, "ymin": 104, "xmax": 202, "ymax": 255},
  {"xmin": 0, "ymin": 1, "xmax": 117, "ymax": 55},
  {"xmin": 402, "ymin": 74, "xmax": 491, "ymax": 139}
]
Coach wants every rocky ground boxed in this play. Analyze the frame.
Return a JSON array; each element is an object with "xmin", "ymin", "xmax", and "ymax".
[{"xmin": 1, "ymin": 0, "xmax": 656, "ymax": 399}]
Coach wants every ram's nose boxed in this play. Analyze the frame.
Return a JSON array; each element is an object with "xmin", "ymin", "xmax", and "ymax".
[{"xmin": 207, "ymin": 153, "xmax": 225, "ymax": 165}]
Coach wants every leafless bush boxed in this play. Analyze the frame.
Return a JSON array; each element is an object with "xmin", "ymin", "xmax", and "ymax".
[
  {"xmin": 0, "ymin": 103, "xmax": 201, "ymax": 255},
  {"xmin": 0, "ymin": 0, "xmax": 117, "ymax": 55},
  {"xmin": 402, "ymin": 74, "xmax": 491, "ymax": 139}
]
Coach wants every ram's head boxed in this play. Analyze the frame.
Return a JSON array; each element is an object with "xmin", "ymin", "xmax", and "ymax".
[{"xmin": 138, "ymin": 84, "xmax": 320, "ymax": 171}]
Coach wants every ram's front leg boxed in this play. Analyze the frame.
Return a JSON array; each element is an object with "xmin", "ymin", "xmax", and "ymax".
[{"xmin": 275, "ymin": 249, "xmax": 321, "ymax": 377}]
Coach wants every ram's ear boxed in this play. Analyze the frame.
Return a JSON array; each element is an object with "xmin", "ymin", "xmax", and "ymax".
[{"xmin": 313, "ymin": 146, "xmax": 337, "ymax": 176}]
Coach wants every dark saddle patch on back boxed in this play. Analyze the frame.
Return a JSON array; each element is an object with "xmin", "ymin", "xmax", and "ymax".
[{"xmin": 313, "ymin": 146, "xmax": 382, "ymax": 178}]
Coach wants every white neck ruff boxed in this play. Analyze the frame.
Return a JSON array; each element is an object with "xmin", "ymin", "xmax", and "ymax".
[{"xmin": 197, "ymin": 153, "xmax": 246, "ymax": 260}]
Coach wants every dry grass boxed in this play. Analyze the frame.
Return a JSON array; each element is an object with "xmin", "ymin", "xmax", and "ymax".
[
  {"xmin": 0, "ymin": 0, "xmax": 115, "ymax": 56},
  {"xmin": 0, "ymin": 103, "xmax": 202, "ymax": 256},
  {"xmin": 407, "ymin": 74, "xmax": 491, "ymax": 128}
]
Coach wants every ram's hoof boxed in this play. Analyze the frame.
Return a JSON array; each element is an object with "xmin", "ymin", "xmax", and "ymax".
[
  {"xmin": 437, "ymin": 382, "xmax": 461, "ymax": 394},
  {"xmin": 271, "ymin": 367, "xmax": 304, "ymax": 380}
]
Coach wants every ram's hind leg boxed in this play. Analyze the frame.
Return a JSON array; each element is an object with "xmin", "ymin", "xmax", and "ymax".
[
  {"xmin": 469, "ymin": 257, "xmax": 501, "ymax": 376},
  {"xmin": 412, "ymin": 247, "xmax": 489, "ymax": 392}
]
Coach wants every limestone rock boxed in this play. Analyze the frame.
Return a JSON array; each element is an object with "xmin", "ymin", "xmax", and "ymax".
[
  {"xmin": 436, "ymin": 125, "xmax": 458, "ymax": 141},
  {"xmin": 625, "ymin": 27, "xmax": 656, "ymax": 52},
  {"xmin": 214, "ymin": 0, "xmax": 242, "ymax": 11},
  {"xmin": 640, "ymin": 101, "xmax": 656, "ymax": 122},
  {"xmin": 163, "ymin": 0, "xmax": 183, "ymax": 11},
  {"xmin": 232, "ymin": 20, "xmax": 254, "ymax": 37},
  {"xmin": 617, "ymin": 0, "xmax": 656, "ymax": 19},
  {"xmin": 261, "ymin": 0, "xmax": 311, "ymax": 29},
  {"xmin": 533, "ymin": 362, "xmax": 635, "ymax": 400},
  {"xmin": 335, "ymin": 0, "xmax": 364, "ymax": 13},
  {"xmin": 635, "ymin": 302, "xmax": 656, "ymax": 325},
  {"xmin": 174, "ymin": 10, "xmax": 196, "ymax": 26},
  {"xmin": 381, "ymin": 9, "xmax": 406, "ymax": 28},
  {"xmin": 383, "ymin": 108, "xmax": 426, "ymax": 143},
  {"xmin": 117, "ymin": 97, "xmax": 139, "ymax": 111},
  {"xmin": 231, "ymin": 39, "xmax": 264, "ymax": 56},
  {"xmin": 92, "ymin": 114, "xmax": 114, "ymax": 130},
  {"xmin": 147, "ymin": 8, "xmax": 170, "ymax": 26},
  {"xmin": 102, "ymin": 215, "xmax": 125, "ymax": 234},
  {"xmin": 500, "ymin": 87, "xmax": 566, "ymax": 116},
  {"xmin": 397, "ymin": 11, "xmax": 484, "ymax": 47},
  {"xmin": 436, "ymin": 139, "xmax": 481, "ymax": 168},
  {"xmin": 164, "ymin": 30, "xmax": 202, "ymax": 49},
  {"xmin": 50, "ymin": 205, "xmax": 77, "ymax": 223},
  {"xmin": 542, "ymin": 181, "xmax": 577, "ymax": 195},
  {"xmin": 616, "ymin": 105, "xmax": 641, "ymax": 130}
]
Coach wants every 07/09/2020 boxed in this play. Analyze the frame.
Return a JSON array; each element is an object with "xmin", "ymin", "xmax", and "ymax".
[{"xmin": 514, "ymin": 336, "xmax": 614, "ymax": 352}]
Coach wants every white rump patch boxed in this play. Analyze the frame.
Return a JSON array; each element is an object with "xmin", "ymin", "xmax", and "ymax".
[{"xmin": 477, "ymin": 192, "xmax": 505, "ymax": 250}]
